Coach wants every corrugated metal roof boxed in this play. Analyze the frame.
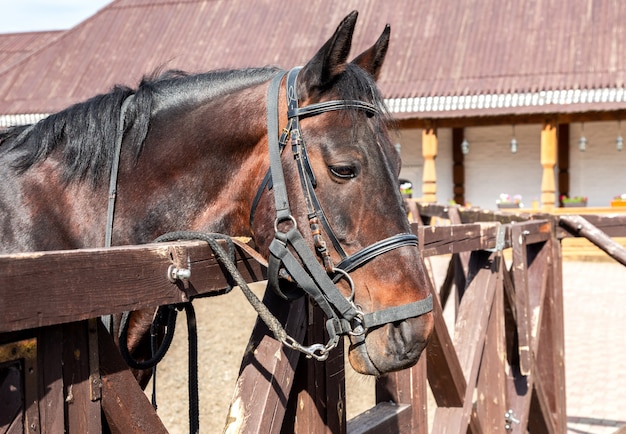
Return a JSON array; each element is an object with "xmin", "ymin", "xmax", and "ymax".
[
  {"xmin": 2, "ymin": 0, "xmax": 626, "ymax": 120},
  {"xmin": 0, "ymin": 31, "xmax": 64, "ymax": 74}
]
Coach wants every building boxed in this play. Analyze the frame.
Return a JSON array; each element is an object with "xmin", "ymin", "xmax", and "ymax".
[{"xmin": 2, "ymin": 0, "xmax": 626, "ymax": 209}]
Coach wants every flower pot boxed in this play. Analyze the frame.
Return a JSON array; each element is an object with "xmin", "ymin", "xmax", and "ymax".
[
  {"xmin": 611, "ymin": 200, "xmax": 626, "ymax": 207},
  {"xmin": 562, "ymin": 202, "xmax": 587, "ymax": 208},
  {"xmin": 497, "ymin": 203, "xmax": 520, "ymax": 209}
]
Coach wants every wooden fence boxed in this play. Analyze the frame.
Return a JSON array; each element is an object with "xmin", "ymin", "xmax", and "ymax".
[
  {"xmin": 411, "ymin": 204, "xmax": 565, "ymax": 433},
  {"xmin": 0, "ymin": 240, "xmax": 266, "ymax": 433},
  {"xmin": 2, "ymin": 205, "xmax": 624, "ymax": 432}
]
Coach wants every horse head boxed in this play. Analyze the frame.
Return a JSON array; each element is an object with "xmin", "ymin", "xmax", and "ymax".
[{"xmin": 251, "ymin": 11, "xmax": 433, "ymax": 375}]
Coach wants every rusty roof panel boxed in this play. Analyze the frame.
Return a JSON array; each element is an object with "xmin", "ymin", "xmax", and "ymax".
[
  {"xmin": 0, "ymin": 31, "xmax": 64, "ymax": 74},
  {"xmin": 2, "ymin": 0, "xmax": 626, "ymax": 118}
]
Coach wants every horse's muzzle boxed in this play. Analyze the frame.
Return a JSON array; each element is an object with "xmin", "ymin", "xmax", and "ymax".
[{"xmin": 347, "ymin": 312, "xmax": 434, "ymax": 376}]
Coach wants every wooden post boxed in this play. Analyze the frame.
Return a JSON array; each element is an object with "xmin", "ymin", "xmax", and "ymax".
[
  {"xmin": 452, "ymin": 128, "xmax": 465, "ymax": 206},
  {"xmin": 98, "ymin": 322, "xmax": 168, "ymax": 434},
  {"xmin": 289, "ymin": 302, "xmax": 346, "ymax": 434},
  {"xmin": 62, "ymin": 321, "xmax": 102, "ymax": 433},
  {"xmin": 422, "ymin": 127, "xmax": 438, "ymax": 203},
  {"xmin": 375, "ymin": 357, "xmax": 428, "ymax": 434},
  {"xmin": 557, "ymin": 124, "xmax": 570, "ymax": 205},
  {"xmin": 540, "ymin": 122, "xmax": 557, "ymax": 209},
  {"xmin": 226, "ymin": 292, "xmax": 306, "ymax": 434}
]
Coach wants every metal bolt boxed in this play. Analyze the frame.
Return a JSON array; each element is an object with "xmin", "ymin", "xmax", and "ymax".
[
  {"xmin": 505, "ymin": 409, "xmax": 520, "ymax": 431},
  {"xmin": 167, "ymin": 264, "xmax": 191, "ymax": 282}
]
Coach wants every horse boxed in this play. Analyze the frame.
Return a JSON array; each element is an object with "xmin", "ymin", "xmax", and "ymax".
[{"xmin": 0, "ymin": 11, "xmax": 433, "ymax": 380}]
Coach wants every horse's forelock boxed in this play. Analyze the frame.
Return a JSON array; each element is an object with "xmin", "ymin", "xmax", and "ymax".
[
  {"xmin": 336, "ymin": 64, "xmax": 390, "ymax": 117},
  {"xmin": 329, "ymin": 63, "xmax": 396, "ymax": 159}
]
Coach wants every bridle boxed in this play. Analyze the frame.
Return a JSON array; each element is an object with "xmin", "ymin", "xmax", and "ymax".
[{"xmin": 253, "ymin": 67, "xmax": 433, "ymax": 357}]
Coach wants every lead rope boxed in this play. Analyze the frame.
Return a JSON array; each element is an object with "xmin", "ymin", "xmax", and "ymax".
[
  {"xmin": 185, "ymin": 303, "xmax": 199, "ymax": 434},
  {"xmin": 119, "ymin": 303, "xmax": 199, "ymax": 433},
  {"xmin": 119, "ymin": 230, "xmax": 336, "ymax": 433},
  {"xmin": 152, "ymin": 231, "xmax": 324, "ymax": 357}
]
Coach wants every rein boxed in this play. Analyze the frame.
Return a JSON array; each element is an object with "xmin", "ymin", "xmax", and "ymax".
[
  {"xmin": 101, "ymin": 94, "xmax": 134, "ymax": 333},
  {"xmin": 105, "ymin": 94, "xmax": 135, "ymax": 249}
]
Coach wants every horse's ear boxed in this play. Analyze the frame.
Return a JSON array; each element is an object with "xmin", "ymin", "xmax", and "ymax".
[
  {"xmin": 298, "ymin": 11, "xmax": 359, "ymax": 96},
  {"xmin": 351, "ymin": 24, "xmax": 390, "ymax": 81}
]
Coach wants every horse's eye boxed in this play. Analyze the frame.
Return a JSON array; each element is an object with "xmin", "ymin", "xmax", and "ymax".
[{"xmin": 329, "ymin": 165, "xmax": 357, "ymax": 179}]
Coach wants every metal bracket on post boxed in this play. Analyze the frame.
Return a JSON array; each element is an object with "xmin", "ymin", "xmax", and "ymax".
[
  {"xmin": 505, "ymin": 409, "xmax": 520, "ymax": 431},
  {"xmin": 167, "ymin": 245, "xmax": 192, "ymax": 301},
  {"xmin": 486, "ymin": 222, "xmax": 506, "ymax": 253}
]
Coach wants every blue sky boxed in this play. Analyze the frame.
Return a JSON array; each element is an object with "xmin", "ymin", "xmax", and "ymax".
[{"xmin": 0, "ymin": 1, "xmax": 111, "ymax": 34}]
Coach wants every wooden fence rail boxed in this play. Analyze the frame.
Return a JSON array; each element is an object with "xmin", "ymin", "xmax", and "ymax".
[{"xmin": 0, "ymin": 239, "xmax": 266, "ymax": 333}]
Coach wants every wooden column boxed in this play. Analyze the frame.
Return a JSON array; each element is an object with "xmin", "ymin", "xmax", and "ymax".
[
  {"xmin": 422, "ymin": 127, "xmax": 438, "ymax": 203},
  {"xmin": 540, "ymin": 121, "xmax": 557, "ymax": 209},
  {"xmin": 557, "ymin": 123, "xmax": 570, "ymax": 206},
  {"xmin": 452, "ymin": 128, "xmax": 465, "ymax": 205}
]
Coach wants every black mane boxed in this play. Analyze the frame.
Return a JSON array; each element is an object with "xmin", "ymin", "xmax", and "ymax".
[
  {"xmin": 0, "ymin": 67, "xmax": 279, "ymax": 185},
  {"xmin": 0, "ymin": 64, "xmax": 390, "ymax": 186}
]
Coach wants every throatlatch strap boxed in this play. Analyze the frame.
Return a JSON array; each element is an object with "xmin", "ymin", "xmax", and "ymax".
[
  {"xmin": 102, "ymin": 93, "xmax": 135, "ymax": 334},
  {"xmin": 106, "ymin": 94, "xmax": 135, "ymax": 248}
]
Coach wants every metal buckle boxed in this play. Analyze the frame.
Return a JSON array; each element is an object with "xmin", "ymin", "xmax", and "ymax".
[
  {"xmin": 348, "ymin": 310, "xmax": 367, "ymax": 336},
  {"xmin": 332, "ymin": 267, "xmax": 355, "ymax": 301},
  {"xmin": 274, "ymin": 215, "xmax": 297, "ymax": 234}
]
